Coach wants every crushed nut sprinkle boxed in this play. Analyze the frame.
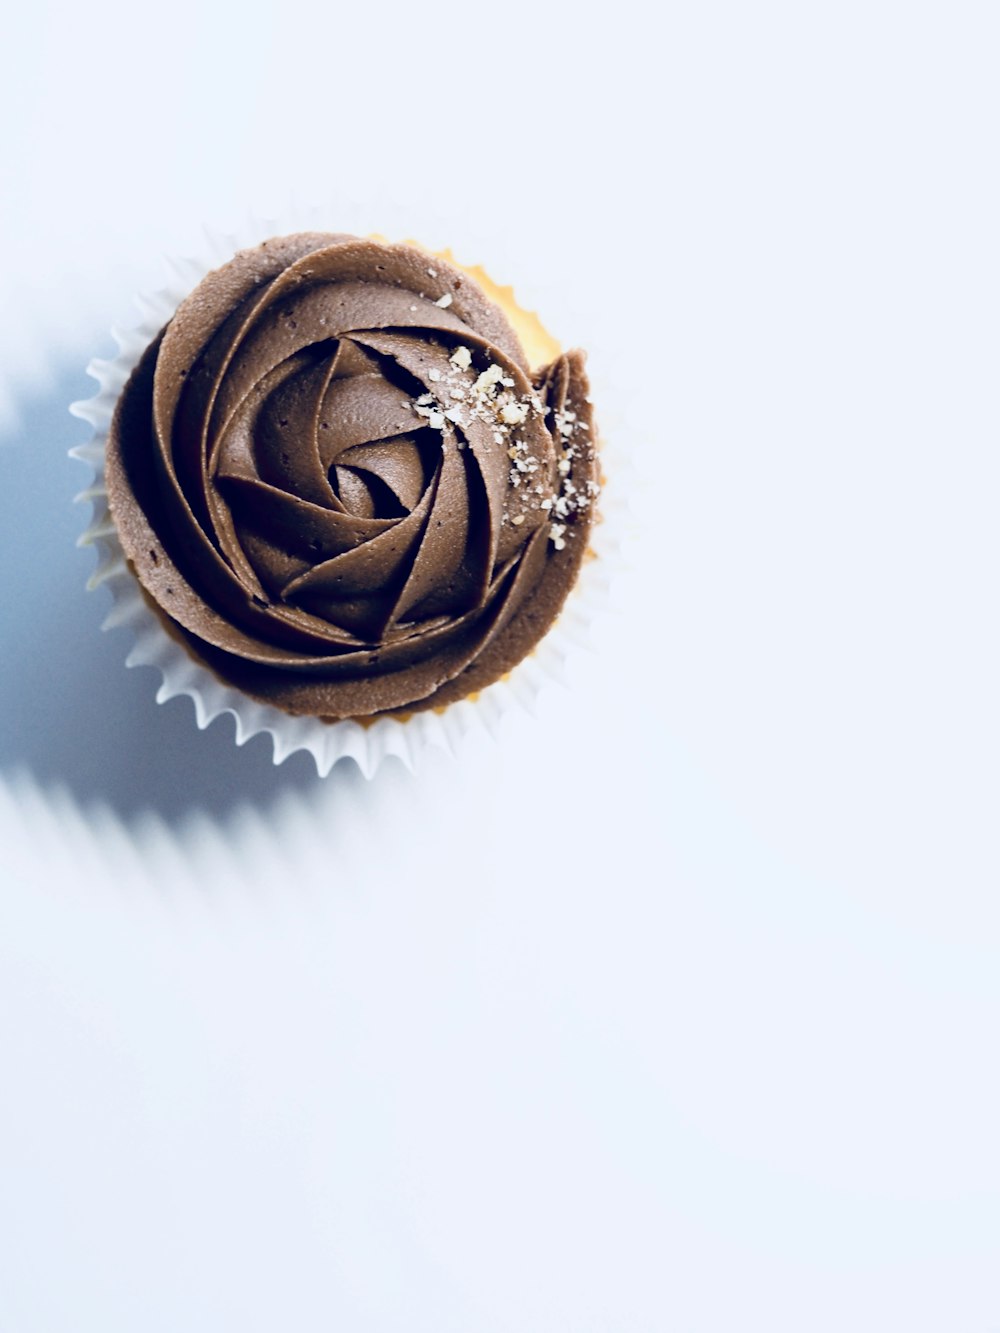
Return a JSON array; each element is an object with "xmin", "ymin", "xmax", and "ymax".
[
  {"xmin": 404, "ymin": 351, "xmax": 599, "ymax": 546},
  {"xmin": 501, "ymin": 402, "xmax": 528, "ymax": 426}
]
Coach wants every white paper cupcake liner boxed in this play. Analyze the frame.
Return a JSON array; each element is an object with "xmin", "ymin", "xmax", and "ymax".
[{"xmin": 69, "ymin": 217, "xmax": 623, "ymax": 778}]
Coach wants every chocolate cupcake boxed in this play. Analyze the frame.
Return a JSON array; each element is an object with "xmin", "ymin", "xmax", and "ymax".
[{"xmin": 75, "ymin": 230, "xmax": 601, "ymax": 771}]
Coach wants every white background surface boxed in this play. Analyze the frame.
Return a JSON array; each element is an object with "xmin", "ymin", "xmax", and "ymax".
[{"xmin": 2, "ymin": 2, "xmax": 999, "ymax": 1329}]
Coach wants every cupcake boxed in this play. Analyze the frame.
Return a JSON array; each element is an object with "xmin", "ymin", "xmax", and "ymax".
[{"xmin": 84, "ymin": 231, "xmax": 601, "ymax": 767}]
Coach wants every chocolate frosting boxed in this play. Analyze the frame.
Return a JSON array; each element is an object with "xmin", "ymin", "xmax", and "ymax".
[{"xmin": 106, "ymin": 234, "xmax": 599, "ymax": 718}]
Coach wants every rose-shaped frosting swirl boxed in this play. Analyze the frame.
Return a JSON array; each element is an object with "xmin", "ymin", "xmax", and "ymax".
[{"xmin": 106, "ymin": 233, "xmax": 599, "ymax": 717}]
